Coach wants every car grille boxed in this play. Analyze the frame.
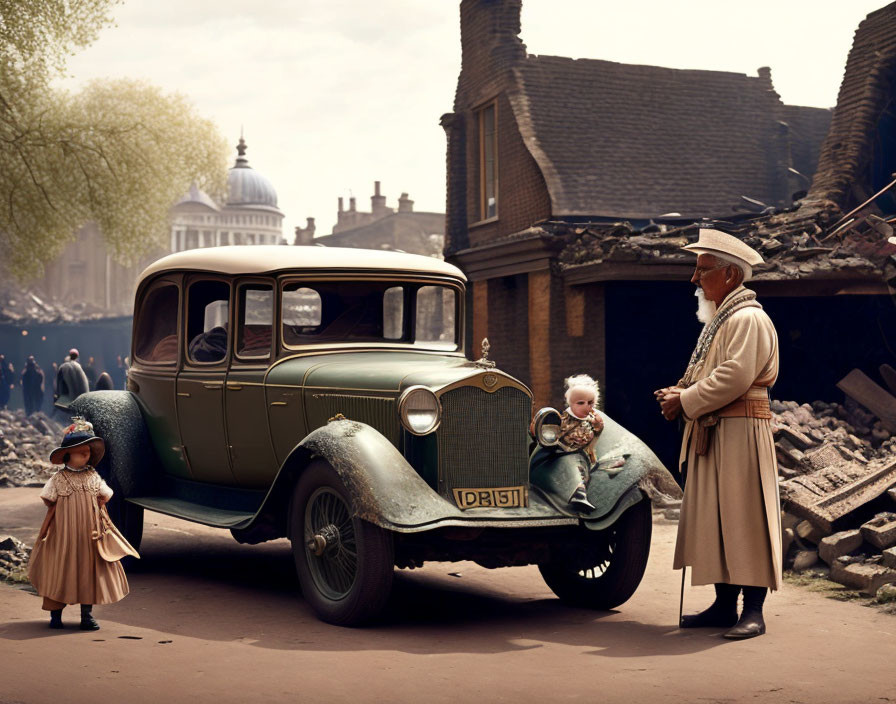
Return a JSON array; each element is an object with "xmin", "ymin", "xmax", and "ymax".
[{"xmin": 436, "ymin": 385, "xmax": 531, "ymax": 497}]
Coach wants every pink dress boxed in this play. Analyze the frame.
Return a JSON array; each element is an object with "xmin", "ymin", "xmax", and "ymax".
[{"xmin": 28, "ymin": 467, "xmax": 130, "ymax": 607}]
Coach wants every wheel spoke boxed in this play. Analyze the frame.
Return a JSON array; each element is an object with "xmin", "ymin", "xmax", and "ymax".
[{"xmin": 304, "ymin": 487, "xmax": 359, "ymax": 600}]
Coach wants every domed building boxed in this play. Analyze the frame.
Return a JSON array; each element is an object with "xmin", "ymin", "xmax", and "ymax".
[
  {"xmin": 32, "ymin": 135, "xmax": 285, "ymax": 320},
  {"xmin": 169, "ymin": 136, "xmax": 284, "ymax": 251}
]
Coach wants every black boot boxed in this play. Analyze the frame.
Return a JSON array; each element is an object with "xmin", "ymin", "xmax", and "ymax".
[
  {"xmin": 724, "ymin": 586, "xmax": 766, "ymax": 639},
  {"xmin": 49, "ymin": 608, "xmax": 64, "ymax": 629},
  {"xmin": 679, "ymin": 583, "xmax": 740, "ymax": 628},
  {"xmin": 79, "ymin": 604, "xmax": 100, "ymax": 631}
]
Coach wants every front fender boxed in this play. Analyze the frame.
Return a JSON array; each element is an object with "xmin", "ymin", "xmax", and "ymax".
[
  {"xmin": 530, "ymin": 410, "xmax": 682, "ymax": 528},
  {"xmin": 254, "ymin": 419, "xmax": 470, "ymax": 534},
  {"xmin": 293, "ymin": 418, "xmax": 455, "ymax": 529}
]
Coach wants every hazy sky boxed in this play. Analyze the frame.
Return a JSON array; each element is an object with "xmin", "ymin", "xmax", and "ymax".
[{"xmin": 60, "ymin": 0, "xmax": 886, "ymax": 239}]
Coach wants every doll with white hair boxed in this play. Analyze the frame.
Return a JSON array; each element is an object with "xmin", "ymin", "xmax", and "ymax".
[{"xmin": 557, "ymin": 374, "xmax": 604, "ymax": 511}]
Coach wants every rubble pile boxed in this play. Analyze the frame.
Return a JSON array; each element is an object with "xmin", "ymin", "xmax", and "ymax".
[
  {"xmin": 771, "ymin": 399, "xmax": 896, "ymax": 476},
  {"xmin": 773, "ymin": 399, "xmax": 896, "ymax": 601},
  {"xmin": 0, "ymin": 409, "xmax": 61, "ymax": 488},
  {"xmin": 0, "ymin": 279, "xmax": 109, "ymax": 324},
  {"xmin": 0, "ymin": 535, "xmax": 30, "ymax": 584},
  {"xmin": 552, "ymin": 204, "xmax": 885, "ymax": 282}
]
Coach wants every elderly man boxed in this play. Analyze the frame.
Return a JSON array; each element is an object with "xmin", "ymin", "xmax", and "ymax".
[{"xmin": 656, "ymin": 229, "xmax": 781, "ymax": 640}]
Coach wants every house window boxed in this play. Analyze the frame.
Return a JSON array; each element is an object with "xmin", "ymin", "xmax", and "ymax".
[{"xmin": 478, "ymin": 101, "xmax": 498, "ymax": 220}]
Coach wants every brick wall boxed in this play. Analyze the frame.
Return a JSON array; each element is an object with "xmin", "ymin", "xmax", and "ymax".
[
  {"xmin": 445, "ymin": 0, "xmax": 552, "ymax": 255},
  {"xmin": 466, "ymin": 93, "xmax": 552, "ymax": 248},
  {"xmin": 484, "ymin": 274, "xmax": 530, "ymax": 387},
  {"xmin": 547, "ymin": 278, "xmax": 606, "ymax": 412}
]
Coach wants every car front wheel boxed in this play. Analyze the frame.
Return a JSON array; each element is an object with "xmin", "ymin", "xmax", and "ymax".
[
  {"xmin": 538, "ymin": 498, "xmax": 652, "ymax": 609},
  {"xmin": 289, "ymin": 460, "xmax": 394, "ymax": 626}
]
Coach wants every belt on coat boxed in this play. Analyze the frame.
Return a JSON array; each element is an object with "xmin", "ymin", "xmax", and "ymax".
[
  {"xmin": 694, "ymin": 385, "xmax": 771, "ymax": 455},
  {"xmin": 715, "ymin": 385, "xmax": 772, "ymax": 419}
]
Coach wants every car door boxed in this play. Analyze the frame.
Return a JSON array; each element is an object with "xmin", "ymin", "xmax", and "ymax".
[
  {"xmin": 225, "ymin": 279, "xmax": 280, "ymax": 488},
  {"xmin": 176, "ymin": 276, "xmax": 236, "ymax": 485},
  {"xmin": 129, "ymin": 275, "xmax": 191, "ymax": 479}
]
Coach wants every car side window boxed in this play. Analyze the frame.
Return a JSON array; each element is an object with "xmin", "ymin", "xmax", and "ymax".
[
  {"xmin": 383, "ymin": 286, "xmax": 404, "ymax": 340},
  {"xmin": 236, "ymin": 284, "xmax": 273, "ymax": 360},
  {"xmin": 186, "ymin": 279, "xmax": 230, "ymax": 364},
  {"xmin": 135, "ymin": 283, "xmax": 179, "ymax": 364},
  {"xmin": 416, "ymin": 286, "xmax": 457, "ymax": 349}
]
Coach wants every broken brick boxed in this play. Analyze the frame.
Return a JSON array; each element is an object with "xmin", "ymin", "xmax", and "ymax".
[
  {"xmin": 818, "ymin": 529, "xmax": 863, "ymax": 565},
  {"xmin": 829, "ymin": 561, "xmax": 896, "ymax": 596},
  {"xmin": 860, "ymin": 513, "xmax": 896, "ymax": 550}
]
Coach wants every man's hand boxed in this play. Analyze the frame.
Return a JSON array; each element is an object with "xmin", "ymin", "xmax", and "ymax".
[{"xmin": 656, "ymin": 385, "xmax": 684, "ymax": 421}]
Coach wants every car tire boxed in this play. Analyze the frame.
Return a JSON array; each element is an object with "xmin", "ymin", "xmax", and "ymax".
[
  {"xmin": 289, "ymin": 460, "xmax": 394, "ymax": 626},
  {"xmin": 538, "ymin": 498, "xmax": 652, "ymax": 609}
]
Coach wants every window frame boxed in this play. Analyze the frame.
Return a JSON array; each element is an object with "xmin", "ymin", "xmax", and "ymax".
[
  {"xmin": 233, "ymin": 278, "xmax": 277, "ymax": 364},
  {"xmin": 476, "ymin": 98, "xmax": 499, "ymax": 223},
  {"xmin": 183, "ymin": 275, "xmax": 232, "ymax": 368},
  {"xmin": 277, "ymin": 274, "xmax": 464, "ymax": 354},
  {"xmin": 132, "ymin": 276, "xmax": 181, "ymax": 367}
]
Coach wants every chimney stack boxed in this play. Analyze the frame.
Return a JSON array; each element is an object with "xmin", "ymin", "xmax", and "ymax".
[
  {"xmin": 293, "ymin": 217, "xmax": 316, "ymax": 246},
  {"xmin": 371, "ymin": 180, "xmax": 388, "ymax": 217},
  {"xmin": 397, "ymin": 192, "xmax": 414, "ymax": 213},
  {"xmin": 338, "ymin": 196, "xmax": 344, "ymax": 212},
  {"xmin": 349, "ymin": 197, "xmax": 356, "ymax": 212}
]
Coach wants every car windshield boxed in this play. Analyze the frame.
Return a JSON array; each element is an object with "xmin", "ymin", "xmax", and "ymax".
[{"xmin": 281, "ymin": 280, "xmax": 458, "ymax": 350}]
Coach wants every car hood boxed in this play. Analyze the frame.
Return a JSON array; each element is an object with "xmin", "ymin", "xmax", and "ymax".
[{"xmin": 269, "ymin": 351, "xmax": 529, "ymax": 397}]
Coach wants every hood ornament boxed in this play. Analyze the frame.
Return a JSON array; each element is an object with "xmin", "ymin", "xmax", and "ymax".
[{"xmin": 472, "ymin": 337, "xmax": 496, "ymax": 368}]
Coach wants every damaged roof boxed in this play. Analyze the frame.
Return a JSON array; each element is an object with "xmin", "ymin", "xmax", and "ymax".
[
  {"xmin": 808, "ymin": 1, "xmax": 896, "ymax": 208},
  {"xmin": 507, "ymin": 55, "xmax": 830, "ymax": 220}
]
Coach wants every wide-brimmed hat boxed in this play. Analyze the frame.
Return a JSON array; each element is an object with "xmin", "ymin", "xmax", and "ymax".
[
  {"xmin": 682, "ymin": 228, "xmax": 763, "ymax": 280},
  {"xmin": 49, "ymin": 417, "xmax": 105, "ymax": 466}
]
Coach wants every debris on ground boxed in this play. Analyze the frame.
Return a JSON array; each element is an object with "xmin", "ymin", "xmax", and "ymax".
[
  {"xmin": 0, "ymin": 409, "xmax": 61, "ymax": 488},
  {"xmin": 0, "ymin": 535, "xmax": 31, "ymax": 584},
  {"xmin": 772, "ymin": 380, "xmax": 896, "ymax": 595}
]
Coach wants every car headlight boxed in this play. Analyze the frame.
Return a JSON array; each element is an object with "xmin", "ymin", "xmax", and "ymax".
[
  {"xmin": 398, "ymin": 386, "xmax": 442, "ymax": 435},
  {"xmin": 532, "ymin": 407, "xmax": 563, "ymax": 446}
]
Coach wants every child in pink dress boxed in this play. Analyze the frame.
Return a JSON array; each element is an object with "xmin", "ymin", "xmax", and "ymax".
[{"xmin": 28, "ymin": 418, "xmax": 136, "ymax": 630}]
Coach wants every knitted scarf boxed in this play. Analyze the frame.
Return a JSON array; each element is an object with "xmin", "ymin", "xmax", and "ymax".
[{"xmin": 679, "ymin": 288, "xmax": 761, "ymax": 388}]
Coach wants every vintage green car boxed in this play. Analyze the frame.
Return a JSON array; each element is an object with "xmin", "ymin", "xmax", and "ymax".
[{"xmin": 71, "ymin": 245, "xmax": 680, "ymax": 625}]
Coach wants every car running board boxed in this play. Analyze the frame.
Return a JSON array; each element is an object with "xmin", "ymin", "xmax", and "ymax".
[{"xmin": 126, "ymin": 496, "xmax": 255, "ymax": 530}]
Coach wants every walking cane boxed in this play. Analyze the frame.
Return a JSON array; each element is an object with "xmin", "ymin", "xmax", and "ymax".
[{"xmin": 679, "ymin": 566, "xmax": 686, "ymax": 627}]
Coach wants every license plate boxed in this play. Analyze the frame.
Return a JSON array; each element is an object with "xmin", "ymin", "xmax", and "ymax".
[{"xmin": 452, "ymin": 486, "xmax": 528, "ymax": 509}]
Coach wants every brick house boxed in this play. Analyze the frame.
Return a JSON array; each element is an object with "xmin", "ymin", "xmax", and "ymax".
[
  {"xmin": 441, "ymin": 0, "xmax": 896, "ymax": 468},
  {"xmin": 302, "ymin": 181, "xmax": 445, "ymax": 257}
]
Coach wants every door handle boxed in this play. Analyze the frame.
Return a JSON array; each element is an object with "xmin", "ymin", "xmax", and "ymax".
[
  {"xmin": 177, "ymin": 392, "xmax": 191, "ymax": 398},
  {"xmin": 227, "ymin": 383, "xmax": 243, "ymax": 390},
  {"xmin": 203, "ymin": 383, "xmax": 223, "ymax": 389},
  {"xmin": 270, "ymin": 401, "xmax": 287, "ymax": 406}
]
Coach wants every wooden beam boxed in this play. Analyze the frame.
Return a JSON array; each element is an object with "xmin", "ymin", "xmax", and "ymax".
[
  {"xmin": 836, "ymin": 368, "xmax": 896, "ymax": 432},
  {"xmin": 880, "ymin": 364, "xmax": 896, "ymax": 398},
  {"xmin": 781, "ymin": 459, "xmax": 896, "ymax": 532}
]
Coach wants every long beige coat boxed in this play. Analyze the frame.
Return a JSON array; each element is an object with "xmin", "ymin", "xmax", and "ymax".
[{"xmin": 673, "ymin": 286, "xmax": 782, "ymax": 590}]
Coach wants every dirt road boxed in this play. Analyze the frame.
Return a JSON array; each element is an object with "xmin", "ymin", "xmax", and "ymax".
[{"xmin": 1, "ymin": 486, "xmax": 894, "ymax": 704}]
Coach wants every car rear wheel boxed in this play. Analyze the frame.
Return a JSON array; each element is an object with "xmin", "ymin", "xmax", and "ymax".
[
  {"xmin": 538, "ymin": 498, "xmax": 652, "ymax": 609},
  {"xmin": 289, "ymin": 460, "xmax": 394, "ymax": 626}
]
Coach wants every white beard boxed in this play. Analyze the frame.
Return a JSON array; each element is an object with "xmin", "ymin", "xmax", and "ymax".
[{"xmin": 695, "ymin": 288, "xmax": 717, "ymax": 324}]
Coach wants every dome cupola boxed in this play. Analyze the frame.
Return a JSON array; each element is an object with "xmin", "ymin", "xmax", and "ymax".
[{"xmin": 226, "ymin": 136, "xmax": 281, "ymax": 212}]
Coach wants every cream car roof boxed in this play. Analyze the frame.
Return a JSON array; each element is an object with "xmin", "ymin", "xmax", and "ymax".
[{"xmin": 137, "ymin": 245, "xmax": 466, "ymax": 285}]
